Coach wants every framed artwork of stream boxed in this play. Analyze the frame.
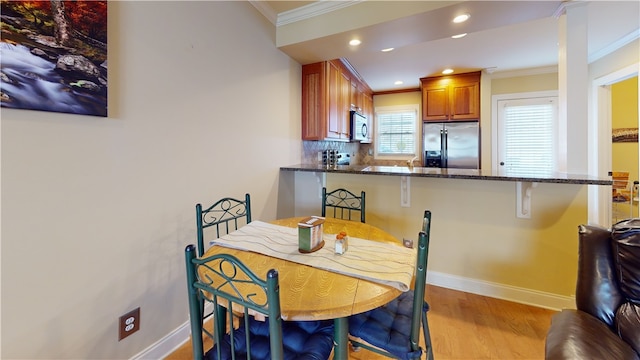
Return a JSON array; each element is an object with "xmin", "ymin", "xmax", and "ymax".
[{"xmin": 0, "ymin": 1, "xmax": 108, "ymax": 117}]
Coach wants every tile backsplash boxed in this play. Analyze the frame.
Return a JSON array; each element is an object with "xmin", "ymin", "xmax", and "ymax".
[
  {"xmin": 302, "ymin": 141, "xmax": 359, "ymax": 165},
  {"xmin": 302, "ymin": 141, "xmax": 410, "ymax": 167}
]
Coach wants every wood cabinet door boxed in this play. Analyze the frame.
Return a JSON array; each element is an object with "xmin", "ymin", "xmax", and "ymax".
[
  {"xmin": 301, "ymin": 62, "xmax": 325, "ymax": 140},
  {"xmin": 355, "ymin": 82, "xmax": 366, "ymax": 113},
  {"xmin": 421, "ymin": 71, "xmax": 480, "ymax": 122},
  {"xmin": 351, "ymin": 81, "xmax": 358, "ymax": 111},
  {"xmin": 362, "ymin": 91, "xmax": 373, "ymax": 143},
  {"xmin": 326, "ymin": 61, "xmax": 341, "ymax": 139},
  {"xmin": 339, "ymin": 70, "xmax": 351, "ymax": 138},
  {"xmin": 449, "ymin": 76, "xmax": 480, "ymax": 120},
  {"xmin": 422, "ymin": 81, "xmax": 449, "ymax": 121}
]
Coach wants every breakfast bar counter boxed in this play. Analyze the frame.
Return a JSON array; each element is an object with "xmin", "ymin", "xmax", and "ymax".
[
  {"xmin": 277, "ymin": 161, "xmax": 616, "ymax": 309},
  {"xmin": 280, "ymin": 164, "xmax": 612, "ymax": 186}
]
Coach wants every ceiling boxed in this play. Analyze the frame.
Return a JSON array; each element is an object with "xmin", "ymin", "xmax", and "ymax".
[{"xmin": 254, "ymin": 1, "xmax": 640, "ymax": 92}]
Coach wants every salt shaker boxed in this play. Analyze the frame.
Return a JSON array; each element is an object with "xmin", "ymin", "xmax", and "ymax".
[{"xmin": 335, "ymin": 231, "xmax": 349, "ymax": 254}]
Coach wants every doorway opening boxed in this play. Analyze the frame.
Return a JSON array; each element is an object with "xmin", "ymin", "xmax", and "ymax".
[{"xmin": 589, "ymin": 63, "xmax": 639, "ymax": 227}]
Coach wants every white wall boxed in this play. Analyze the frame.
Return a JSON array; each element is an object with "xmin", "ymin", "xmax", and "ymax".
[{"xmin": 1, "ymin": 2, "xmax": 301, "ymax": 359}]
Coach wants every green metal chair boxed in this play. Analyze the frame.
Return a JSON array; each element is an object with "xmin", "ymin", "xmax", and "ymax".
[
  {"xmin": 348, "ymin": 210, "xmax": 434, "ymax": 360},
  {"xmin": 184, "ymin": 245, "xmax": 335, "ymax": 360},
  {"xmin": 196, "ymin": 193, "xmax": 251, "ymax": 257},
  {"xmin": 322, "ymin": 187, "xmax": 366, "ymax": 223}
]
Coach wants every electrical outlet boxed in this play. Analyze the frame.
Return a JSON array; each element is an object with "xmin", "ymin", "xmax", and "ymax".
[{"xmin": 118, "ymin": 307, "xmax": 140, "ymax": 341}]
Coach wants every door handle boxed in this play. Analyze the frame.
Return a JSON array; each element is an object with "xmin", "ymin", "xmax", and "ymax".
[{"xmin": 442, "ymin": 129, "xmax": 448, "ymax": 168}]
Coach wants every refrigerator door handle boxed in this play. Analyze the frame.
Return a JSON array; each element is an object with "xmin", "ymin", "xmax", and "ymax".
[{"xmin": 442, "ymin": 129, "xmax": 448, "ymax": 168}]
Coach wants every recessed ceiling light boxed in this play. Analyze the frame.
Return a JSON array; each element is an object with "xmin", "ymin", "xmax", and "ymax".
[
  {"xmin": 381, "ymin": 47, "xmax": 394, "ymax": 52},
  {"xmin": 442, "ymin": 69, "xmax": 454, "ymax": 75},
  {"xmin": 394, "ymin": 80, "xmax": 404, "ymax": 85},
  {"xmin": 349, "ymin": 39, "xmax": 361, "ymax": 46},
  {"xmin": 453, "ymin": 14, "xmax": 470, "ymax": 23},
  {"xmin": 451, "ymin": 33, "xmax": 467, "ymax": 39}
]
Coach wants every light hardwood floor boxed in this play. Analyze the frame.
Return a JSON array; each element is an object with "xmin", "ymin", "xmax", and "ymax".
[{"xmin": 165, "ymin": 285, "xmax": 557, "ymax": 360}]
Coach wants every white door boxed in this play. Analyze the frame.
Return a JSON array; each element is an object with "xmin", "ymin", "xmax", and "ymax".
[{"xmin": 495, "ymin": 93, "xmax": 558, "ymax": 176}]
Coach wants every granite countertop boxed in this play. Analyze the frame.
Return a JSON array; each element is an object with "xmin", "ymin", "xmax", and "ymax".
[{"xmin": 280, "ymin": 164, "xmax": 613, "ymax": 185}]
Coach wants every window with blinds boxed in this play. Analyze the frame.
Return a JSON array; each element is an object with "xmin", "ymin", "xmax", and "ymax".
[
  {"xmin": 497, "ymin": 96, "xmax": 558, "ymax": 176},
  {"xmin": 375, "ymin": 105, "xmax": 419, "ymax": 159}
]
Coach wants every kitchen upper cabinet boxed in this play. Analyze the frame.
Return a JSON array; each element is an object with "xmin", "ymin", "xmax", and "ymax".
[
  {"xmin": 360, "ymin": 91, "xmax": 373, "ymax": 143},
  {"xmin": 326, "ymin": 60, "xmax": 342, "ymax": 139},
  {"xmin": 339, "ymin": 69, "xmax": 351, "ymax": 137},
  {"xmin": 351, "ymin": 81, "xmax": 359, "ymax": 111},
  {"xmin": 302, "ymin": 61, "xmax": 346, "ymax": 140},
  {"xmin": 301, "ymin": 62, "xmax": 327, "ymax": 140},
  {"xmin": 302, "ymin": 59, "xmax": 372, "ymax": 141},
  {"xmin": 420, "ymin": 71, "xmax": 480, "ymax": 122},
  {"xmin": 351, "ymin": 81, "xmax": 367, "ymax": 113}
]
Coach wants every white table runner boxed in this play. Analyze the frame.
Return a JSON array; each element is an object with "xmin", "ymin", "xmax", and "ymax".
[{"xmin": 211, "ymin": 221, "xmax": 416, "ymax": 291}]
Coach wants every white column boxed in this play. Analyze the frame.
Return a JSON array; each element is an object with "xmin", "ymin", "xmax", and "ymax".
[{"xmin": 557, "ymin": 2, "xmax": 589, "ymax": 174}]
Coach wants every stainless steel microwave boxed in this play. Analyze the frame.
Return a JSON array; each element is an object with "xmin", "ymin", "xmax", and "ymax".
[{"xmin": 350, "ymin": 111, "xmax": 368, "ymax": 142}]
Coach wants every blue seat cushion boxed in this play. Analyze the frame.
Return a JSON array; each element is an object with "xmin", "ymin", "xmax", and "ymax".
[
  {"xmin": 206, "ymin": 317, "xmax": 334, "ymax": 360},
  {"xmin": 349, "ymin": 290, "xmax": 424, "ymax": 360}
]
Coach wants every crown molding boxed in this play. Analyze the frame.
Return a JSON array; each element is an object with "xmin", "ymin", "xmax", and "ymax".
[
  {"xmin": 553, "ymin": 0, "xmax": 587, "ymax": 18},
  {"xmin": 248, "ymin": 0, "xmax": 277, "ymax": 25},
  {"xmin": 276, "ymin": 0, "xmax": 363, "ymax": 27},
  {"xmin": 489, "ymin": 65, "xmax": 558, "ymax": 79},
  {"xmin": 589, "ymin": 29, "xmax": 640, "ymax": 63},
  {"xmin": 553, "ymin": 0, "xmax": 568, "ymax": 18}
]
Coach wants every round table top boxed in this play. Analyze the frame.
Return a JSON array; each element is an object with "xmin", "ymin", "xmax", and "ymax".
[{"xmin": 202, "ymin": 217, "xmax": 402, "ymax": 321}]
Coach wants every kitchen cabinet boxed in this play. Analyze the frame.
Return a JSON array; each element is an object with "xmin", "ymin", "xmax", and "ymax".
[
  {"xmin": 302, "ymin": 60, "xmax": 349, "ymax": 140},
  {"xmin": 351, "ymin": 81, "xmax": 368, "ymax": 113},
  {"xmin": 302, "ymin": 59, "xmax": 373, "ymax": 141},
  {"xmin": 420, "ymin": 71, "xmax": 480, "ymax": 122},
  {"xmin": 338, "ymin": 69, "xmax": 351, "ymax": 137},
  {"xmin": 360, "ymin": 91, "xmax": 373, "ymax": 143},
  {"xmin": 351, "ymin": 81, "xmax": 360, "ymax": 112},
  {"xmin": 349, "ymin": 80, "xmax": 373, "ymax": 143}
]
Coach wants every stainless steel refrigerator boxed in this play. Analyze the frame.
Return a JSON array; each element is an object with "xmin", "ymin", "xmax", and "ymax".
[{"xmin": 423, "ymin": 122, "xmax": 479, "ymax": 169}]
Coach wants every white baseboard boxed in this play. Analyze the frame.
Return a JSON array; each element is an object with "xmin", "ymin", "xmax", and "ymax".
[
  {"xmin": 427, "ymin": 271, "xmax": 575, "ymax": 311},
  {"xmin": 130, "ymin": 321, "xmax": 190, "ymax": 360},
  {"xmin": 135, "ymin": 273, "xmax": 574, "ymax": 359},
  {"xmin": 131, "ymin": 302, "xmax": 213, "ymax": 360}
]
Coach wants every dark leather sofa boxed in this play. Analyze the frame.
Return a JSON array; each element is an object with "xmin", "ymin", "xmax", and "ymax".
[{"xmin": 545, "ymin": 218, "xmax": 640, "ymax": 360}]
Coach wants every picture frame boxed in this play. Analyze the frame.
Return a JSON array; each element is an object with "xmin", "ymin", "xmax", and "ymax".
[
  {"xmin": 0, "ymin": 1, "xmax": 108, "ymax": 117},
  {"xmin": 612, "ymin": 128, "xmax": 639, "ymax": 143}
]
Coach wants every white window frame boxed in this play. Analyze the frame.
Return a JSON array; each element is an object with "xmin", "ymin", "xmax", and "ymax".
[
  {"xmin": 374, "ymin": 104, "xmax": 420, "ymax": 161},
  {"xmin": 491, "ymin": 90, "xmax": 560, "ymax": 175}
]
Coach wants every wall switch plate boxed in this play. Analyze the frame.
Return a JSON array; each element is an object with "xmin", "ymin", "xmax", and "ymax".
[{"xmin": 119, "ymin": 307, "xmax": 140, "ymax": 341}]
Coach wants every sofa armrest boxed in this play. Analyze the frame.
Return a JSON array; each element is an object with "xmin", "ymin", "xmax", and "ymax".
[
  {"xmin": 545, "ymin": 310, "xmax": 639, "ymax": 360},
  {"xmin": 577, "ymin": 225, "xmax": 623, "ymax": 326}
]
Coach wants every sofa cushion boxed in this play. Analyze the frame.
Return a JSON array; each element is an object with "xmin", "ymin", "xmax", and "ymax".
[
  {"xmin": 614, "ymin": 302, "xmax": 640, "ymax": 356},
  {"xmin": 611, "ymin": 218, "xmax": 640, "ymax": 302},
  {"xmin": 576, "ymin": 224, "xmax": 623, "ymax": 326},
  {"xmin": 545, "ymin": 310, "xmax": 640, "ymax": 360}
]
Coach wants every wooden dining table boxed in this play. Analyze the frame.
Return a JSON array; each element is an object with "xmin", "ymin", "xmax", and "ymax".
[{"xmin": 201, "ymin": 216, "xmax": 404, "ymax": 360}]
